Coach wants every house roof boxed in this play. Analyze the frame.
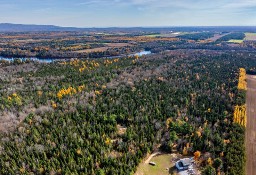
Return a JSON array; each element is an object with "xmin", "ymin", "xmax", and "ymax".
[{"xmin": 181, "ymin": 158, "xmax": 191, "ymax": 167}]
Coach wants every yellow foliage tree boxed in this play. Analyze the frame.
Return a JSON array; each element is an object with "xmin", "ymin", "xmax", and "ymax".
[
  {"xmin": 57, "ymin": 86, "xmax": 77, "ymax": 99},
  {"xmin": 76, "ymin": 148, "xmax": 82, "ymax": 155},
  {"xmin": 207, "ymin": 157, "xmax": 213, "ymax": 165},
  {"xmin": 233, "ymin": 104, "xmax": 246, "ymax": 127},
  {"xmin": 182, "ymin": 147, "xmax": 188, "ymax": 155},
  {"xmin": 238, "ymin": 68, "xmax": 247, "ymax": 90},
  {"xmin": 233, "ymin": 68, "xmax": 247, "ymax": 127},
  {"xmin": 194, "ymin": 151, "xmax": 201, "ymax": 160}
]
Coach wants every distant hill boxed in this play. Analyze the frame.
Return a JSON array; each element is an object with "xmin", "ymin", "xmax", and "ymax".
[
  {"xmin": 0, "ymin": 23, "xmax": 256, "ymax": 32},
  {"xmin": 0, "ymin": 23, "xmax": 82, "ymax": 32}
]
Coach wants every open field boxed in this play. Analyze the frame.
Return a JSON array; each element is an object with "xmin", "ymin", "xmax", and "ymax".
[
  {"xmin": 207, "ymin": 33, "xmax": 230, "ymax": 42},
  {"xmin": 104, "ymin": 43, "xmax": 132, "ymax": 47},
  {"xmin": 13, "ymin": 39, "xmax": 50, "ymax": 43},
  {"xmin": 135, "ymin": 153, "xmax": 201, "ymax": 175},
  {"xmin": 245, "ymin": 33, "xmax": 256, "ymax": 41},
  {"xmin": 74, "ymin": 47, "xmax": 109, "ymax": 53},
  {"xmin": 227, "ymin": 39, "xmax": 244, "ymax": 43},
  {"xmin": 135, "ymin": 153, "xmax": 178, "ymax": 175},
  {"xmin": 245, "ymin": 75, "xmax": 256, "ymax": 175},
  {"xmin": 74, "ymin": 43, "xmax": 131, "ymax": 53},
  {"xmin": 144, "ymin": 32, "xmax": 187, "ymax": 38}
]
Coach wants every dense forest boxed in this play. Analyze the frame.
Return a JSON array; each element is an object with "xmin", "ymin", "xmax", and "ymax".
[
  {"xmin": 0, "ymin": 49, "xmax": 255, "ymax": 174},
  {"xmin": 216, "ymin": 33, "xmax": 246, "ymax": 42},
  {"xmin": 177, "ymin": 32, "xmax": 215, "ymax": 41}
]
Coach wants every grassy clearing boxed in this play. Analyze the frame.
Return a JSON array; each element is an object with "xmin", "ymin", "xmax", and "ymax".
[
  {"xmin": 74, "ymin": 43, "xmax": 131, "ymax": 53},
  {"xmin": 74, "ymin": 47, "xmax": 109, "ymax": 53},
  {"xmin": 245, "ymin": 33, "xmax": 256, "ymax": 41},
  {"xmin": 228, "ymin": 39, "xmax": 244, "ymax": 43},
  {"xmin": 144, "ymin": 32, "xmax": 187, "ymax": 38},
  {"xmin": 144, "ymin": 34, "xmax": 162, "ymax": 37},
  {"xmin": 135, "ymin": 154, "xmax": 178, "ymax": 175},
  {"xmin": 104, "ymin": 43, "xmax": 132, "ymax": 47}
]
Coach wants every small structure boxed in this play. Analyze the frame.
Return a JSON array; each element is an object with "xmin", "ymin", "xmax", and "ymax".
[
  {"xmin": 149, "ymin": 162, "xmax": 156, "ymax": 166},
  {"xmin": 175, "ymin": 158, "xmax": 193, "ymax": 171}
]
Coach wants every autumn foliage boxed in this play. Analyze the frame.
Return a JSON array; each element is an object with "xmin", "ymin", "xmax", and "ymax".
[
  {"xmin": 238, "ymin": 68, "xmax": 247, "ymax": 90},
  {"xmin": 233, "ymin": 68, "xmax": 247, "ymax": 127},
  {"xmin": 57, "ymin": 86, "xmax": 77, "ymax": 99},
  {"xmin": 233, "ymin": 105, "xmax": 247, "ymax": 127},
  {"xmin": 194, "ymin": 151, "xmax": 201, "ymax": 160}
]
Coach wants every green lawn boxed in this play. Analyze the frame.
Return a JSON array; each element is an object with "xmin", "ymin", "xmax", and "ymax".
[{"xmin": 135, "ymin": 154, "xmax": 177, "ymax": 175}]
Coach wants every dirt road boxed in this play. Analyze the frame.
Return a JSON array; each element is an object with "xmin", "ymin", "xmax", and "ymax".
[
  {"xmin": 144, "ymin": 152, "xmax": 161, "ymax": 164},
  {"xmin": 246, "ymin": 75, "xmax": 256, "ymax": 175}
]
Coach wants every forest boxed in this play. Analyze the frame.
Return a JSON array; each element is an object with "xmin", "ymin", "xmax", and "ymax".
[
  {"xmin": 216, "ymin": 33, "xmax": 246, "ymax": 42},
  {"xmin": 0, "ymin": 29, "xmax": 256, "ymax": 175},
  {"xmin": 0, "ymin": 29, "xmax": 255, "ymax": 59}
]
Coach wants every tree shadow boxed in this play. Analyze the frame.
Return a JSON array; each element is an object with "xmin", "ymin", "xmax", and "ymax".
[{"xmin": 169, "ymin": 165, "xmax": 178, "ymax": 175}]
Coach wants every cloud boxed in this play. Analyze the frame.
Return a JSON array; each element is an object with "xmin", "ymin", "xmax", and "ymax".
[
  {"xmin": 77, "ymin": 0, "xmax": 256, "ymax": 12},
  {"xmin": 76, "ymin": 0, "xmax": 122, "ymax": 6},
  {"xmin": 222, "ymin": 0, "xmax": 256, "ymax": 8},
  {"xmin": 0, "ymin": 0, "xmax": 255, "ymax": 27}
]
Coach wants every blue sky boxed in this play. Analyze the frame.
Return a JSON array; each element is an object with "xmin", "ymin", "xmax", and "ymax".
[{"xmin": 0, "ymin": 0, "xmax": 255, "ymax": 27}]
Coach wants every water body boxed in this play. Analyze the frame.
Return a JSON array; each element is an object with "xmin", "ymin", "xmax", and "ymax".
[
  {"xmin": 107, "ymin": 50, "xmax": 152, "ymax": 59},
  {"xmin": 0, "ymin": 57, "xmax": 54, "ymax": 63},
  {"xmin": 0, "ymin": 51, "xmax": 152, "ymax": 63},
  {"xmin": 132, "ymin": 50, "xmax": 152, "ymax": 57}
]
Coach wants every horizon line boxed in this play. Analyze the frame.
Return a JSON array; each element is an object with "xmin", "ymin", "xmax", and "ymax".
[{"xmin": 1, "ymin": 23, "xmax": 256, "ymax": 29}]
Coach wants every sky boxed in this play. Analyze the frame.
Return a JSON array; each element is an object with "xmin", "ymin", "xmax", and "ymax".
[{"xmin": 0, "ymin": 0, "xmax": 255, "ymax": 27}]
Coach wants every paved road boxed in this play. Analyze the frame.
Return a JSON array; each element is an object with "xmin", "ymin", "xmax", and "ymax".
[{"xmin": 246, "ymin": 75, "xmax": 256, "ymax": 175}]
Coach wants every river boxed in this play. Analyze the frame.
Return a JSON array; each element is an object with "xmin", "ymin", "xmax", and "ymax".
[
  {"xmin": 0, "ymin": 57, "xmax": 53, "ymax": 63},
  {"xmin": 0, "ymin": 51, "xmax": 152, "ymax": 63},
  {"xmin": 133, "ymin": 50, "xmax": 151, "ymax": 57}
]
